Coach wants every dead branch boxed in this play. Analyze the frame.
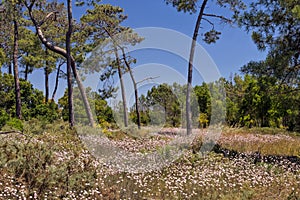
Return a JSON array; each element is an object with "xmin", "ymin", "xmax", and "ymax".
[
  {"xmin": 136, "ymin": 76, "xmax": 160, "ymax": 85},
  {"xmin": 0, "ymin": 130, "xmax": 23, "ymax": 135}
]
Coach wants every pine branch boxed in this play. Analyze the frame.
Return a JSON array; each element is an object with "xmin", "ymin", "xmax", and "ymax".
[
  {"xmin": 39, "ymin": 11, "xmax": 59, "ymax": 27},
  {"xmin": 136, "ymin": 76, "xmax": 160, "ymax": 85},
  {"xmin": 203, "ymin": 13, "xmax": 232, "ymax": 24},
  {"xmin": 203, "ymin": 18, "xmax": 214, "ymax": 28}
]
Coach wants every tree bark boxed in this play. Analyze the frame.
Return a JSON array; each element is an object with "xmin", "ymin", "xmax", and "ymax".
[
  {"xmin": 66, "ymin": 0, "xmax": 74, "ymax": 127},
  {"xmin": 8, "ymin": 61, "xmax": 12, "ymax": 75},
  {"xmin": 26, "ymin": 3, "xmax": 95, "ymax": 127},
  {"xmin": 45, "ymin": 49, "xmax": 49, "ymax": 103},
  {"xmin": 24, "ymin": 52, "xmax": 29, "ymax": 81},
  {"xmin": 103, "ymin": 28, "xmax": 141, "ymax": 129},
  {"xmin": 13, "ymin": 19, "xmax": 22, "ymax": 120},
  {"xmin": 70, "ymin": 55, "xmax": 95, "ymax": 127},
  {"xmin": 121, "ymin": 48, "xmax": 141, "ymax": 129},
  {"xmin": 51, "ymin": 63, "xmax": 62, "ymax": 101},
  {"xmin": 186, "ymin": 0, "xmax": 208, "ymax": 135},
  {"xmin": 24, "ymin": 64, "xmax": 29, "ymax": 81},
  {"xmin": 114, "ymin": 49, "xmax": 128, "ymax": 127}
]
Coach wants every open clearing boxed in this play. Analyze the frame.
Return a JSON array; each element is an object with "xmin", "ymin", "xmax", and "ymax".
[{"xmin": 0, "ymin": 125, "xmax": 299, "ymax": 199}]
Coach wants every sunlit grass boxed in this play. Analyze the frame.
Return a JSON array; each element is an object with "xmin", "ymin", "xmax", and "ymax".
[
  {"xmin": 220, "ymin": 127, "xmax": 300, "ymax": 156},
  {"xmin": 0, "ymin": 122, "xmax": 299, "ymax": 199}
]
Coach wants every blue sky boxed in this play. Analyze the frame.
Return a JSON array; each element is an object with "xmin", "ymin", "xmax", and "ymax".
[
  {"xmin": 28, "ymin": 0, "xmax": 267, "ymax": 101},
  {"xmin": 98, "ymin": 0, "xmax": 267, "ymax": 77}
]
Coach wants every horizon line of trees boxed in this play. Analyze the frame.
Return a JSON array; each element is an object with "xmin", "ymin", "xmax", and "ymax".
[
  {"xmin": 0, "ymin": 0, "xmax": 299, "ymax": 133},
  {"xmin": 1, "ymin": 70, "xmax": 300, "ymax": 132}
]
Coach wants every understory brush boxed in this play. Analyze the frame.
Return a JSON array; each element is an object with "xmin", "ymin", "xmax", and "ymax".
[{"xmin": 0, "ymin": 123, "xmax": 299, "ymax": 199}]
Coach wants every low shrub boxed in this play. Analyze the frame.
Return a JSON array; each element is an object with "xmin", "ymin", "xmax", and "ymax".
[{"xmin": 1, "ymin": 118, "xmax": 24, "ymax": 131}]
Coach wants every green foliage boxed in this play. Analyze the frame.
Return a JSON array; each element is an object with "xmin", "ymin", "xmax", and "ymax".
[
  {"xmin": 80, "ymin": 3, "xmax": 127, "ymax": 60},
  {"xmin": 138, "ymin": 83, "xmax": 181, "ymax": 127},
  {"xmin": 292, "ymin": 5, "xmax": 300, "ymax": 18},
  {"xmin": 2, "ymin": 118, "xmax": 23, "ymax": 131},
  {"xmin": 0, "ymin": 121, "xmax": 105, "ymax": 198},
  {"xmin": 0, "ymin": 109, "xmax": 10, "ymax": 129},
  {"xmin": 0, "ymin": 72, "xmax": 60, "ymax": 126},
  {"xmin": 165, "ymin": 0, "xmax": 245, "ymax": 45},
  {"xmin": 225, "ymin": 73, "xmax": 300, "ymax": 130},
  {"xmin": 59, "ymin": 87, "xmax": 115, "ymax": 127},
  {"xmin": 0, "ymin": 48, "xmax": 5, "ymax": 66},
  {"xmin": 199, "ymin": 113, "xmax": 209, "ymax": 128},
  {"xmin": 32, "ymin": 102, "xmax": 60, "ymax": 122},
  {"xmin": 203, "ymin": 30, "xmax": 221, "ymax": 44},
  {"xmin": 239, "ymin": 0, "xmax": 300, "ymax": 86},
  {"xmin": 165, "ymin": 0, "xmax": 198, "ymax": 14}
]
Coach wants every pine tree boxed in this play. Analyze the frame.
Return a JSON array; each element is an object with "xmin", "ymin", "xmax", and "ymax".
[{"xmin": 165, "ymin": 0, "xmax": 245, "ymax": 134}]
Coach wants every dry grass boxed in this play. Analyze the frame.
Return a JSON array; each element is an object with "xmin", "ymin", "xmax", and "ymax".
[
  {"xmin": 0, "ymin": 124, "xmax": 300, "ymax": 199},
  {"xmin": 220, "ymin": 127, "xmax": 300, "ymax": 156}
]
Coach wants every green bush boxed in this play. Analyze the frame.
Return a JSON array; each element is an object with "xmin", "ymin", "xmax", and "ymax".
[
  {"xmin": 0, "ymin": 124, "xmax": 101, "ymax": 198},
  {"xmin": 2, "ymin": 118, "xmax": 24, "ymax": 131},
  {"xmin": 23, "ymin": 118, "xmax": 48, "ymax": 135},
  {"xmin": 0, "ymin": 109, "xmax": 9, "ymax": 129}
]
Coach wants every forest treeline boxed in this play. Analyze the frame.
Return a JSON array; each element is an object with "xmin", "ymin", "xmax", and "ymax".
[
  {"xmin": 0, "ymin": 0, "xmax": 299, "ymax": 132},
  {"xmin": 1, "ymin": 71, "xmax": 300, "ymax": 131}
]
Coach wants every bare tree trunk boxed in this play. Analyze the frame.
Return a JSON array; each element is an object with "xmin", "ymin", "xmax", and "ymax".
[
  {"xmin": 102, "ymin": 28, "xmax": 141, "ymax": 129},
  {"xmin": 24, "ymin": 52, "xmax": 29, "ymax": 81},
  {"xmin": 121, "ymin": 48, "xmax": 141, "ymax": 129},
  {"xmin": 24, "ymin": 64, "xmax": 29, "ymax": 81},
  {"xmin": 8, "ymin": 61, "xmax": 12, "ymax": 75},
  {"xmin": 45, "ymin": 49, "xmax": 49, "ymax": 103},
  {"xmin": 70, "ymin": 59, "xmax": 95, "ymax": 127},
  {"xmin": 45, "ymin": 65, "xmax": 49, "ymax": 102},
  {"xmin": 66, "ymin": 0, "xmax": 74, "ymax": 127},
  {"xmin": 51, "ymin": 63, "xmax": 62, "ymax": 101},
  {"xmin": 186, "ymin": 0, "xmax": 208, "ymax": 135},
  {"xmin": 26, "ymin": 2, "xmax": 95, "ymax": 127},
  {"xmin": 114, "ymin": 49, "xmax": 128, "ymax": 127},
  {"xmin": 13, "ymin": 19, "xmax": 22, "ymax": 119}
]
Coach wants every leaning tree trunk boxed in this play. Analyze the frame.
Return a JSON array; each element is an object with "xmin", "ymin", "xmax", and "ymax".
[
  {"xmin": 51, "ymin": 63, "xmax": 62, "ymax": 101},
  {"xmin": 114, "ymin": 49, "xmax": 128, "ymax": 127},
  {"xmin": 121, "ymin": 48, "xmax": 141, "ymax": 129},
  {"xmin": 26, "ymin": 3, "xmax": 95, "ymax": 127},
  {"xmin": 66, "ymin": 0, "xmax": 74, "ymax": 127},
  {"xmin": 104, "ymin": 28, "xmax": 141, "ymax": 129},
  {"xmin": 70, "ymin": 58, "xmax": 95, "ymax": 127},
  {"xmin": 186, "ymin": 0, "xmax": 208, "ymax": 135},
  {"xmin": 13, "ymin": 19, "xmax": 22, "ymax": 120}
]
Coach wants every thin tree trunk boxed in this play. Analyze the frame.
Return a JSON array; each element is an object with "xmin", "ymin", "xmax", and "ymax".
[
  {"xmin": 26, "ymin": 3, "xmax": 95, "ymax": 127},
  {"xmin": 70, "ymin": 59, "xmax": 95, "ymax": 127},
  {"xmin": 45, "ymin": 49, "xmax": 49, "ymax": 103},
  {"xmin": 24, "ymin": 52, "xmax": 29, "ymax": 81},
  {"xmin": 13, "ymin": 19, "xmax": 22, "ymax": 119},
  {"xmin": 66, "ymin": 0, "xmax": 74, "ymax": 127},
  {"xmin": 114, "ymin": 49, "xmax": 128, "ymax": 127},
  {"xmin": 24, "ymin": 64, "xmax": 29, "ymax": 81},
  {"xmin": 51, "ymin": 63, "xmax": 62, "ymax": 101},
  {"xmin": 121, "ymin": 48, "xmax": 141, "ymax": 129},
  {"xmin": 102, "ymin": 28, "xmax": 141, "ymax": 129},
  {"xmin": 186, "ymin": 0, "xmax": 208, "ymax": 135},
  {"xmin": 8, "ymin": 61, "xmax": 12, "ymax": 75}
]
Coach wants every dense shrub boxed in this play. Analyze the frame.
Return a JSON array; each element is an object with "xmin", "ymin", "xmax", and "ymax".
[{"xmin": 0, "ymin": 73, "xmax": 60, "ymax": 128}]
